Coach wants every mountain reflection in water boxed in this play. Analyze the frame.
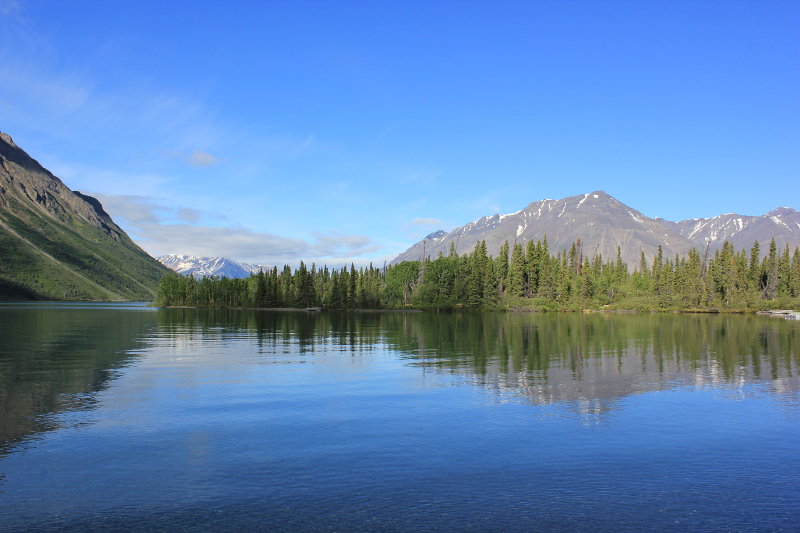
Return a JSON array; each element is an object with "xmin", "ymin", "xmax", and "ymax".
[
  {"xmin": 0, "ymin": 303, "xmax": 156, "ymax": 453},
  {"xmin": 158, "ymin": 309, "xmax": 800, "ymax": 411},
  {"xmin": 1, "ymin": 306, "xmax": 799, "ymax": 532},
  {"xmin": 3, "ymin": 307, "xmax": 798, "ymax": 450}
]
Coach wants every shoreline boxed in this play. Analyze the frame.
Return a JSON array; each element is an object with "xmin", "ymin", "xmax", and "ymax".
[{"xmin": 156, "ymin": 305, "xmax": 799, "ymax": 316}]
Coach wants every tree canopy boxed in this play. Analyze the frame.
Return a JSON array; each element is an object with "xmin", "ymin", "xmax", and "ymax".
[{"xmin": 157, "ymin": 239, "xmax": 800, "ymax": 312}]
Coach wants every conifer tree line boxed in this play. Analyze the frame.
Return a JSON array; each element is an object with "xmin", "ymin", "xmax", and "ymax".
[{"xmin": 156, "ymin": 237, "xmax": 800, "ymax": 311}]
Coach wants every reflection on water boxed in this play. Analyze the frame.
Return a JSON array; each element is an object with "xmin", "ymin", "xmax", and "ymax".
[
  {"xmin": 392, "ymin": 312, "xmax": 800, "ymax": 416},
  {"xmin": 0, "ymin": 303, "xmax": 156, "ymax": 452},
  {"xmin": 3, "ymin": 306, "xmax": 798, "ymax": 448},
  {"xmin": 156, "ymin": 309, "xmax": 800, "ymax": 407},
  {"xmin": 1, "ymin": 306, "xmax": 798, "ymax": 532}
]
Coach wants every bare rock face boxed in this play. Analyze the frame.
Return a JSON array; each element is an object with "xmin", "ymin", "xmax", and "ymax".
[
  {"xmin": 393, "ymin": 191, "xmax": 694, "ymax": 267},
  {"xmin": 393, "ymin": 191, "xmax": 800, "ymax": 266},
  {"xmin": 0, "ymin": 132, "xmax": 169, "ymax": 300},
  {"xmin": 0, "ymin": 133, "xmax": 123, "ymax": 240},
  {"xmin": 664, "ymin": 208, "xmax": 800, "ymax": 253}
]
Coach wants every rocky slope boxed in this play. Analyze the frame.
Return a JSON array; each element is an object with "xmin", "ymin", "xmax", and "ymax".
[
  {"xmin": 394, "ymin": 191, "xmax": 694, "ymax": 266},
  {"xmin": 658, "ymin": 207, "xmax": 800, "ymax": 253},
  {"xmin": 0, "ymin": 132, "xmax": 170, "ymax": 300}
]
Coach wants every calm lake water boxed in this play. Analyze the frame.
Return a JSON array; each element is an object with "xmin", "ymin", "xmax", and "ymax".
[{"xmin": 1, "ymin": 304, "xmax": 799, "ymax": 532}]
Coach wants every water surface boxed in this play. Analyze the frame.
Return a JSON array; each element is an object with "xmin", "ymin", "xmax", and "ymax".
[{"xmin": 1, "ymin": 305, "xmax": 799, "ymax": 531}]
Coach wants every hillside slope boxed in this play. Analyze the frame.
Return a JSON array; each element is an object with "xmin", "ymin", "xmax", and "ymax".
[{"xmin": 0, "ymin": 132, "xmax": 170, "ymax": 300}]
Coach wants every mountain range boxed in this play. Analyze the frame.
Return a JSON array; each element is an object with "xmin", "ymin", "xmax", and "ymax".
[
  {"xmin": 157, "ymin": 255, "xmax": 272, "ymax": 279},
  {"xmin": 0, "ymin": 132, "xmax": 169, "ymax": 300},
  {"xmin": 393, "ymin": 191, "xmax": 800, "ymax": 267},
  {"xmin": 3, "ymin": 131, "xmax": 798, "ymax": 300}
]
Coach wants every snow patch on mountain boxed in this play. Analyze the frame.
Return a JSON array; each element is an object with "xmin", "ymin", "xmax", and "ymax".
[
  {"xmin": 391, "ymin": 190, "xmax": 800, "ymax": 267},
  {"xmin": 158, "ymin": 255, "xmax": 272, "ymax": 279}
]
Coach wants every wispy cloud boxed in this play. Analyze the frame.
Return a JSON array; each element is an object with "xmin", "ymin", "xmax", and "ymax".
[
  {"xmin": 42, "ymin": 159, "xmax": 173, "ymax": 197},
  {"xmin": 94, "ymin": 194, "xmax": 377, "ymax": 265},
  {"xmin": 376, "ymin": 124, "xmax": 399, "ymax": 141},
  {"xmin": 394, "ymin": 167, "xmax": 440, "ymax": 185},
  {"xmin": 411, "ymin": 217, "xmax": 443, "ymax": 226},
  {"xmin": 0, "ymin": 0, "xmax": 21, "ymax": 17},
  {"xmin": 163, "ymin": 149, "xmax": 220, "ymax": 167},
  {"xmin": 0, "ymin": 60, "xmax": 223, "ymax": 157},
  {"xmin": 291, "ymin": 134, "xmax": 315, "ymax": 158},
  {"xmin": 310, "ymin": 231, "xmax": 377, "ymax": 257},
  {"xmin": 177, "ymin": 207, "xmax": 204, "ymax": 223},
  {"xmin": 463, "ymin": 188, "xmax": 510, "ymax": 216}
]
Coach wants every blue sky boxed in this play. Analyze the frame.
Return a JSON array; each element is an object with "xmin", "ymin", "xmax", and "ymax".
[{"xmin": 1, "ymin": 1, "xmax": 798, "ymax": 266}]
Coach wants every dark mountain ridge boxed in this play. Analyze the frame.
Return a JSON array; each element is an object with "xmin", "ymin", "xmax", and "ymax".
[{"xmin": 0, "ymin": 132, "xmax": 169, "ymax": 300}]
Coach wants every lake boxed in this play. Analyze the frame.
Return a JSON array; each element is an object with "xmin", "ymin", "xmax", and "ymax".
[{"xmin": 1, "ymin": 304, "xmax": 799, "ymax": 532}]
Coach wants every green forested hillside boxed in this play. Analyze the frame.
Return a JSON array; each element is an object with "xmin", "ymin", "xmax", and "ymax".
[
  {"xmin": 156, "ymin": 238, "xmax": 800, "ymax": 312},
  {"xmin": 0, "ymin": 133, "xmax": 169, "ymax": 300}
]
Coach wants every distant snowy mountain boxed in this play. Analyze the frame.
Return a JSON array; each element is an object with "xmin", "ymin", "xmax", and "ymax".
[
  {"xmin": 658, "ymin": 207, "xmax": 800, "ymax": 253},
  {"xmin": 158, "ymin": 255, "xmax": 271, "ymax": 279},
  {"xmin": 393, "ymin": 191, "xmax": 800, "ymax": 266},
  {"xmin": 393, "ymin": 191, "xmax": 693, "ymax": 267}
]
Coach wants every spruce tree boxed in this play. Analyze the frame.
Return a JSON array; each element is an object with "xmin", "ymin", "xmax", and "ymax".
[
  {"xmin": 525, "ymin": 240, "xmax": 538, "ymax": 296},
  {"xmin": 496, "ymin": 240, "xmax": 510, "ymax": 296},
  {"xmin": 254, "ymin": 270, "xmax": 267, "ymax": 307},
  {"xmin": 508, "ymin": 242, "xmax": 526, "ymax": 297},
  {"xmin": 764, "ymin": 239, "xmax": 778, "ymax": 299},
  {"xmin": 791, "ymin": 247, "xmax": 800, "ymax": 298},
  {"xmin": 748, "ymin": 242, "xmax": 761, "ymax": 298},
  {"xmin": 778, "ymin": 245, "xmax": 791, "ymax": 297}
]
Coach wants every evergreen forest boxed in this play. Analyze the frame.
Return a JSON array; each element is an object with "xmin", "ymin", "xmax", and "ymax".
[{"xmin": 156, "ymin": 238, "xmax": 800, "ymax": 312}]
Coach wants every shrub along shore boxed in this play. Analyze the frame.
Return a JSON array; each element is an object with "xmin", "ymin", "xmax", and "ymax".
[{"xmin": 156, "ymin": 238, "xmax": 800, "ymax": 312}]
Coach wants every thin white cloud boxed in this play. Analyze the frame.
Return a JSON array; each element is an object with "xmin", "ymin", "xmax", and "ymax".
[
  {"xmin": 94, "ymin": 194, "xmax": 377, "ymax": 265},
  {"xmin": 177, "ymin": 207, "xmax": 203, "ymax": 223},
  {"xmin": 187, "ymin": 150, "xmax": 218, "ymax": 167},
  {"xmin": 161, "ymin": 149, "xmax": 220, "ymax": 168},
  {"xmin": 0, "ymin": 64, "xmax": 93, "ymax": 119},
  {"xmin": 394, "ymin": 167, "xmax": 440, "ymax": 185},
  {"xmin": 44, "ymin": 159, "xmax": 173, "ymax": 197},
  {"xmin": 376, "ymin": 124, "xmax": 399, "ymax": 141},
  {"xmin": 290, "ymin": 134, "xmax": 315, "ymax": 158},
  {"xmin": 0, "ymin": 59, "xmax": 220, "ymax": 154},
  {"xmin": 0, "ymin": 0, "xmax": 21, "ymax": 17},
  {"xmin": 411, "ymin": 217, "xmax": 443, "ymax": 226}
]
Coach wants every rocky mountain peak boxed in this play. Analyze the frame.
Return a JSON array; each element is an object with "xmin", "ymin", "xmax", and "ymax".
[
  {"xmin": 767, "ymin": 207, "xmax": 796, "ymax": 217},
  {"xmin": 424, "ymin": 230, "xmax": 447, "ymax": 240},
  {"xmin": 393, "ymin": 191, "xmax": 694, "ymax": 266},
  {"xmin": 158, "ymin": 255, "xmax": 273, "ymax": 279},
  {"xmin": 0, "ymin": 132, "xmax": 16, "ymax": 147},
  {"xmin": 0, "ymin": 133, "xmax": 122, "ymax": 239},
  {"xmin": 392, "ymin": 190, "xmax": 800, "ymax": 267}
]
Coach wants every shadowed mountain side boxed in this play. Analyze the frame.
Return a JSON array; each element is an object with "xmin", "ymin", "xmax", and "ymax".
[{"xmin": 0, "ymin": 133, "xmax": 170, "ymax": 300}]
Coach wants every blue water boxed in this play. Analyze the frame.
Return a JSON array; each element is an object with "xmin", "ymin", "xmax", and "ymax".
[{"xmin": 0, "ymin": 306, "xmax": 798, "ymax": 531}]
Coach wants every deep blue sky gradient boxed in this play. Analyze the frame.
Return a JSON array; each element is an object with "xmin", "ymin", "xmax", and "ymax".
[{"xmin": 1, "ymin": 1, "xmax": 798, "ymax": 264}]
